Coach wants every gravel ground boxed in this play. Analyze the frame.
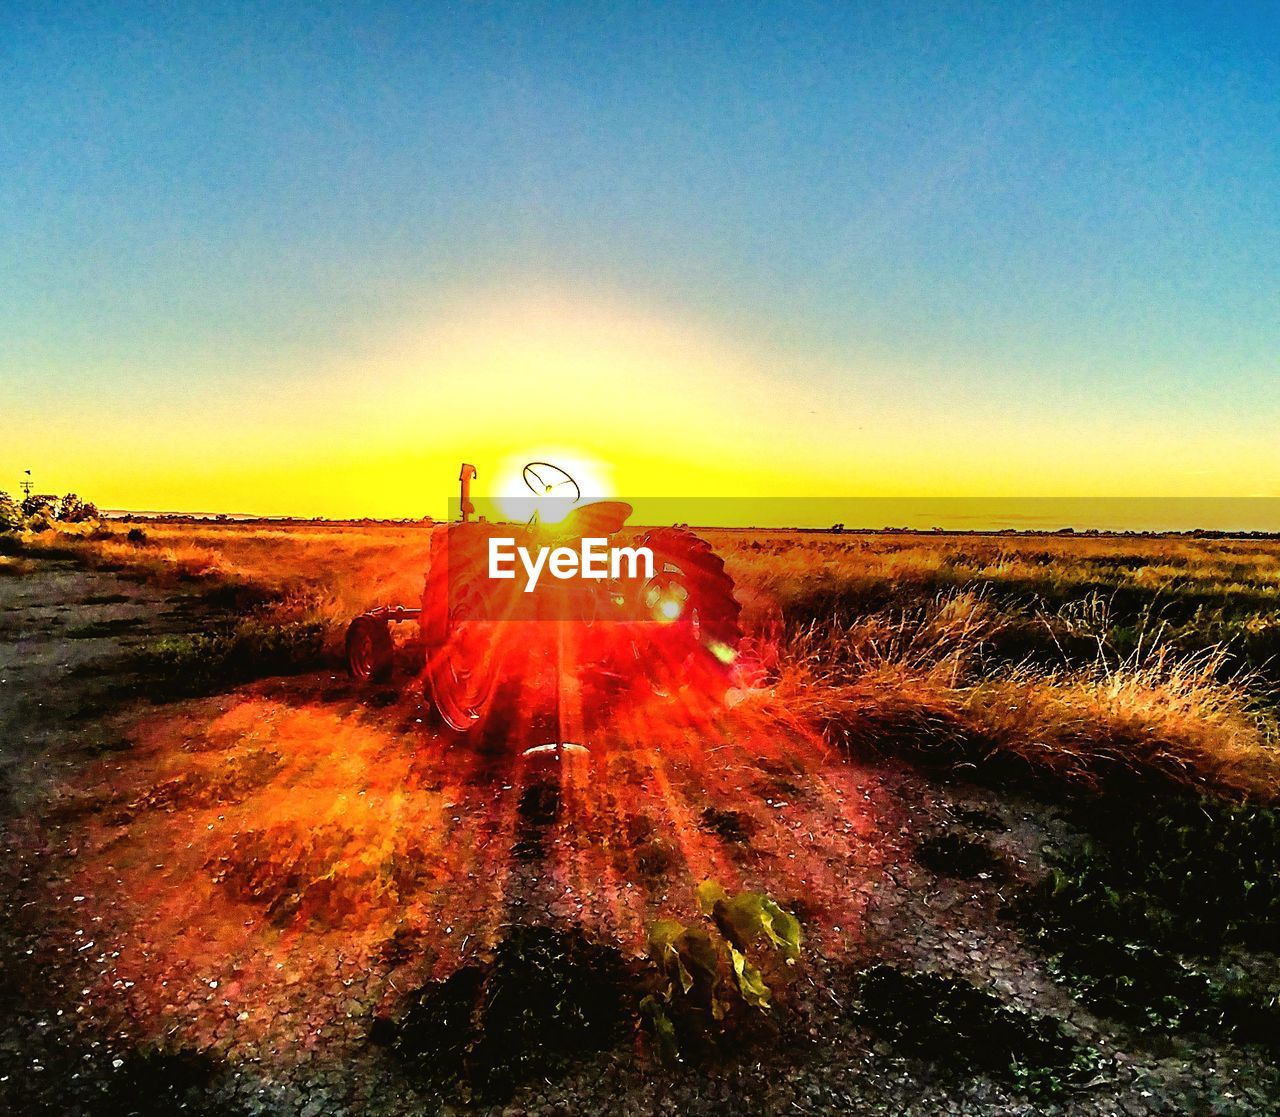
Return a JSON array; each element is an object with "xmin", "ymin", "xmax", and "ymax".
[
  {"xmin": 0, "ymin": 559, "xmax": 225, "ymax": 817},
  {"xmin": 1, "ymin": 560, "xmax": 1276, "ymax": 1116}
]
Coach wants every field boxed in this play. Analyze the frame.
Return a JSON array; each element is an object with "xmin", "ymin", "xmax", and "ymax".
[{"xmin": 2, "ymin": 521, "xmax": 1279, "ymax": 1116}]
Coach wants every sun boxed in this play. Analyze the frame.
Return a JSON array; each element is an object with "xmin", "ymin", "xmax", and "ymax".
[{"xmin": 489, "ymin": 448, "xmax": 615, "ymax": 524}]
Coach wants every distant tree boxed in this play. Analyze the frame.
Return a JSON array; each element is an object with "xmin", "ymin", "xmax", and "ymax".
[
  {"xmin": 0, "ymin": 491, "xmax": 20, "ymax": 532},
  {"xmin": 21, "ymin": 492, "xmax": 56, "ymax": 518},
  {"xmin": 56, "ymin": 492, "xmax": 99, "ymax": 523}
]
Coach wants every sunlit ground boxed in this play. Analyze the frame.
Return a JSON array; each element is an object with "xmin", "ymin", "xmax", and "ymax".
[{"xmin": 16, "ymin": 663, "xmax": 899, "ymax": 1070}]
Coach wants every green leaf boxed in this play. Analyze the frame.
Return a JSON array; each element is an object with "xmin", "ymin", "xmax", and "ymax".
[
  {"xmin": 648, "ymin": 917, "xmax": 685, "ymax": 952},
  {"xmin": 648, "ymin": 918, "xmax": 694, "ymax": 993},
  {"xmin": 696, "ymin": 878, "xmax": 729, "ymax": 915},
  {"xmin": 759, "ymin": 897, "xmax": 803, "ymax": 963},
  {"xmin": 675, "ymin": 927, "xmax": 721, "ymax": 992},
  {"xmin": 711, "ymin": 892, "xmax": 763, "ymax": 951},
  {"xmin": 712, "ymin": 891, "xmax": 802, "ymax": 962},
  {"xmin": 649, "ymin": 918, "xmax": 720, "ymax": 998},
  {"xmin": 728, "ymin": 944, "xmax": 771, "ymax": 1010},
  {"xmin": 640, "ymin": 995, "xmax": 681, "ymax": 1065}
]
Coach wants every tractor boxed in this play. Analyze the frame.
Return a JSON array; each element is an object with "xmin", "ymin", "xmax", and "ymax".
[{"xmin": 344, "ymin": 462, "xmax": 742, "ymax": 735}]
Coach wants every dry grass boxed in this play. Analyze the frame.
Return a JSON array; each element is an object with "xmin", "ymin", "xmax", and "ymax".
[
  {"xmin": 15, "ymin": 520, "xmax": 1280, "ymax": 801},
  {"xmin": 16, "ymin": 520, "xmax": 434, "ymax": 652},
  {"xmin": 770, "ymin": 591, "xmax": 1280, "ymax": 801},
  {"xmin": 969, "ymin": 650, "xmax": 1280, "ymax": 798},
  {"xmin": 0, "ymin": 554, "xmax": 37, "ymax": 576}
]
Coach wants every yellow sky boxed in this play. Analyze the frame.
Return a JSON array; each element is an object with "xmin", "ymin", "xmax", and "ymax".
[{"xmin": 7, "ymin": 288, "xmax": 1277, "ymax": 519}]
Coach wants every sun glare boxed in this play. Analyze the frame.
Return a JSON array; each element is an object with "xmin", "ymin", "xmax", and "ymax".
[{"xmin": 489, "ymin": 448, "xmax": 615, "ymax": 524}]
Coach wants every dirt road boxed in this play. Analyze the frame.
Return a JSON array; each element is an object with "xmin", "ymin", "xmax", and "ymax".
[
  {"xmin": 1, "ymin": 557, "xmax": 1276, "ymax": 1117},
  {"xmin": 0, "ymin": 559, "xmax": 226, "ymax": 817}
]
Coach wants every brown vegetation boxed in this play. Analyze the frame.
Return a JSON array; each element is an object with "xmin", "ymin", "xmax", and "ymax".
[{"xmin": 18, "ymin": 520, "xmax": 1280, "ymax": 801}]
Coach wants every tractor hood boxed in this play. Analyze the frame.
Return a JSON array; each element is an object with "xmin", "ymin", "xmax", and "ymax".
[{"xmin": 543, "ymin": 500, "xmax": 632, "ymax": 541}]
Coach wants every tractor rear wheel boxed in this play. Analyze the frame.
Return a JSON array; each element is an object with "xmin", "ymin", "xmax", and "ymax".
[
  {"xmin": 634, "ymin": 527, "xmax": 742, "ymax": 698},
  {"xmin": 346, "ymin": 615, "xmax": 394, "ymax": 683}
]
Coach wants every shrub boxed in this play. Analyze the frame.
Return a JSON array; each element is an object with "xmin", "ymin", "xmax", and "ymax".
[
  {"xmin": 20, "ymin": 492, "xmax": 55, "ymax": 518},
  {"xmin": 0, "ymin": 491, "xmax": 20, "ymax": 533},
  {"xmin": 56, "ymin": 492, "xmax": 99, "ymax": 523}
]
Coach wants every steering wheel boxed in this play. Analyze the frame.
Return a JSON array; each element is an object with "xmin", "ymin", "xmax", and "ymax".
[{"xmin": 522, "ymin": 461, "xmax": 581, "ymax": 505}]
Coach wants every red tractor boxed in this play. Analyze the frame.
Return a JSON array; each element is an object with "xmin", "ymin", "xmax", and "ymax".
[{"xmin": 344, "ymin": 462, "xmax": 742, "ymax": 735}]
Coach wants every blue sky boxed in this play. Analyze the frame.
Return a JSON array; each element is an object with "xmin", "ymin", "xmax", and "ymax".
[{"xmin": 1, "ymin": 2, "xmax": 1277, "ymax": 512}]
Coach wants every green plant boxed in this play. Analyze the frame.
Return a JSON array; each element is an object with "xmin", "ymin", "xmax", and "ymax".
[
  {"xmin": 1010, "ymin": 793, "xmax": 1280, "ymax": 1045},
  {"xmin": 641, "ymin": 880, "xmax": 802, "ymax": 1063},
  {"xmin": 138, "ymin": 618, "xmax": 326, "ymax": 696},
  {"xmin": 856, "ymin": 965, "xmax": 1104, "ymax": 1097}
]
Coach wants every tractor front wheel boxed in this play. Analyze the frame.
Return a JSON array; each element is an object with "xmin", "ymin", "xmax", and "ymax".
[{"xmin": 346, "ymin": 615, "xmax": 394, "ymax": 683}]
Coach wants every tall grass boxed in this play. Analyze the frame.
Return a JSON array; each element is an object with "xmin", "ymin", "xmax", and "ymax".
[
  {"xmin": 13, "ymin": 520, "xmax": 1280, "ymax": 798},
  {"xmin": 771, "ymin": 590, "xmax": 1280, "ymax": 801}
]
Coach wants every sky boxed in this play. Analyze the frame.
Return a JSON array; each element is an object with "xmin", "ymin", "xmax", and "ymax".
[{"xmin": 1, "ymin": 1, "xmax": 1277, "ymax": 518}]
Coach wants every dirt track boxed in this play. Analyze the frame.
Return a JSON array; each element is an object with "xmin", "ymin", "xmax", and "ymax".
[
  {"xmin": 0, "ymin": 560, "xmax": 226, "ymax": 817},
  {"xmin": 1, "ymin": 558, "xmax": 1277, "ymax": 1117}
]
